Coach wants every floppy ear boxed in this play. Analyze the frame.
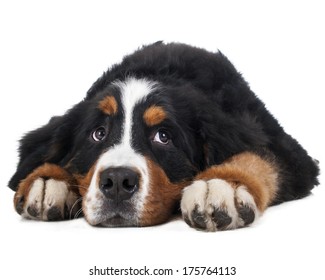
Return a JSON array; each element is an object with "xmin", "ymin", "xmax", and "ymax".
[
  {"xmin": 198, "ymin": 108, "xmax": 270, "ymax": 167},
  {"xmin": 8, "ymin": 111, "xmax": 76, "ymax": 191}
]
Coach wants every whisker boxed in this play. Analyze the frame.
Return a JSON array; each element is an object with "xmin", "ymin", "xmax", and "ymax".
[
  {"xmin": 69, "ymin": 197, "xmax": 83, "ymax": 219},
  {"xmin": 74, "ymin": 208, "xmax": 83, "ymax": 219}
]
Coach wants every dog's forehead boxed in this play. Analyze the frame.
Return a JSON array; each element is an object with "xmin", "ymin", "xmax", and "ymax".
[{"xmin": 97, "ymin": 78, "xmax": 164, "ymax": 119}]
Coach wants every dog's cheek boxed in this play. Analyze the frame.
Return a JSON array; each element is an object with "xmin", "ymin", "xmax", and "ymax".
[
  {"xmin": 139, "ymin": 158, "xmax": 189, "ymax": 226},
  {"xmin": 74, "ymin": 162, "xmax": 98, "ymax": 197}
]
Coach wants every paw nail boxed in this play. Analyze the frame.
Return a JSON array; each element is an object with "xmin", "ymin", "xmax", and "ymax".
[
  {"xmin": 238, "ymin": 205, "xmax": 255, "ymax": 225},
  {"xmin": 191, "ymin": 207, "xmax": 206, "ymax": 229},
  {"xmin": 64, "ymin": 204, "xmax": 69, "ymax": 219},
  {"xmin": 212, "ymin": 208, "xmax": 232, "ymax": 229},
  {"xmin": 47, "ymin": 206, "xmax": 62, "ymax": 221},
  {"xmin": 27, "ymin": 206, "xmax": 39, "ymax": 218},
  {"xmin": 15, "ymin": 196, "xmax": 25, "ymax": 215},
  {"xmin": 183, "ymin": 215, "xmax": 192, "ymax": 227}
]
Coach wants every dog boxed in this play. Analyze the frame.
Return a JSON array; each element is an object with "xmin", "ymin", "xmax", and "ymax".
[{"xmin": 8, "ymin": 42, "xmax": 319, "ymax": 231}]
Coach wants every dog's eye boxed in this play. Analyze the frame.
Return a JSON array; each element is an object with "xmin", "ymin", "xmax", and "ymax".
[
  {"xmin": 153, "ymin": 130, "xmax": 171, "ymax": 145},
  {"xmin": 92, "ymin": 127, "xmax": 107, "ymax": 142}
]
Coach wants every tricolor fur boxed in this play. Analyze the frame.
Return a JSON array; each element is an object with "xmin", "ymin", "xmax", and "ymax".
[{"xmin": 9, "ymin": 42, "xmax": 319, "ymax": 231}]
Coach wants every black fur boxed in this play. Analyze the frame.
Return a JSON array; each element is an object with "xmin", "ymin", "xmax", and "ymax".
[{"xmin": 9, "ymin": 42, "xmax": 319, "ymax": 205}]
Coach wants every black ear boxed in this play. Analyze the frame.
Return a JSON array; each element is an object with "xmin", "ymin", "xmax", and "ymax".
[
  {"xmin": 198, "ymin": 108, "xmax": 270, "ymax": 166},
  {"xmin": 8, "ymin": 113, "xmax": 75, "ymax": 191}
]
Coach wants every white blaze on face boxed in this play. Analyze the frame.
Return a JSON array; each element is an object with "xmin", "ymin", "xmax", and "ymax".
[{"xmin": 84, "ymin": 77, "xmax": 157, "ymax": 224}]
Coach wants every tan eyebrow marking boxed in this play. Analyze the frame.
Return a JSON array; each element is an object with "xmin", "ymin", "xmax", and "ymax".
[
  {"xmin": 98, "ymin": 96, "xmax": 118, "ymax": 115},
  {"xmin": 143, "ymin": 105, "xmax": 167, "ymax": 126}
]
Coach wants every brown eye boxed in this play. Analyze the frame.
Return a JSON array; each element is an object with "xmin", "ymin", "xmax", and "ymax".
[
  {"xmin": 153, "ymin": 130, "xmax": 170, "ymax": 145},
  {"xmin": 92, "ymin": 127, "xmax": 107, "ymax": 142}
]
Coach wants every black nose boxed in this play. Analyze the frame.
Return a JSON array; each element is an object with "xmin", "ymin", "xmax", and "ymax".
[{"xmin": 99, "ymin": 167, "xmax": 139, "ymax": 202}]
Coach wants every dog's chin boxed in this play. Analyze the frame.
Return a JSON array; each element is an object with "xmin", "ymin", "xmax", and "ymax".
[
  {"xmin": 84, "ymin": 197, "xmax": 140, "ymax": 227},
  {"xmin": 99, "ymin": 215, "xmax": 138, "ymax": 227}
]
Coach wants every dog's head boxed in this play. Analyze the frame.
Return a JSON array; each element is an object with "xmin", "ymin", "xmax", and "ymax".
[{"xmin": 72, "ymin": 77, "xmax": 210, "ymax": 227}]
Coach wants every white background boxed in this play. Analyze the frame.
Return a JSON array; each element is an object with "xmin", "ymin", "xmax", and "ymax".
[{"xmin": 0, "ymin": 1, "xmax": 324, "ymax": 279}]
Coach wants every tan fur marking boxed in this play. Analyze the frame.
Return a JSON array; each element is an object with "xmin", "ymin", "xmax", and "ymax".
[
  {"xmin": 143, "ymin": 106, "xmax": 167, "ymax": 126},
  {"xmin": 14, "ymin": 163, "xmax": 77, "ymax": 212},
  {"xmin": 74, "ymin": 163, "xmax": 97, "ymax": 196},
  {"xmin": 140, "ymin": 158, "xmax": 190, "ymax": 226},
  {"xmin": 196, "ymin": 152, "xmax": 278, "ymax": 211},
  {"xmin": 98, "ymin": 96, "xmax": 118, "ymax": 115}
]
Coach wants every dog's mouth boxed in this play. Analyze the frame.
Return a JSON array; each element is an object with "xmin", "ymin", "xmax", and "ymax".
[
  {"xmin": 87, "ymin": 211, "xmax": 139, "ymax": 227},
  {"xmin": 99, "ymin": 214, "xmax": 138, "ymax": 227},
  {"xmin": 83, "ymin": 194, "xmax": 140, "ymax": 227},
  {"xmin": 99, "ymin": 201, "xmax": 139, "ymax": 227}
]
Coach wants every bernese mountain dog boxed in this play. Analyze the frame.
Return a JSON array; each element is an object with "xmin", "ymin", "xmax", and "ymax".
[{"xmin": 8, "ymin": 42, "xmax": 319, "ymax": 231}]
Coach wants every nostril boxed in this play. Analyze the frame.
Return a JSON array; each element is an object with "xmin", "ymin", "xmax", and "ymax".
[
  {"xmin": 100, "ymin": 179, "xmax": 114, "ymax": 198},
  {"xmin": 101, "ymin": 178, "xmax": 114, "ymax": 190},
  {"xmin": 122, "ymin": 179, "xmax": 138, "ymax": 193}
]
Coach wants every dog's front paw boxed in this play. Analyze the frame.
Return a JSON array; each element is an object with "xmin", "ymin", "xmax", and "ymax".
[
  {"xmin": 180, "ymin": 179, "xmax": 259, "ymax": 231},
  {"xmin": 14, "ymin": 164, "xmax": 82, "ymax": 221}
]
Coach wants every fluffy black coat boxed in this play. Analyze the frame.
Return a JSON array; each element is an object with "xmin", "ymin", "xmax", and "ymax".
[{"xmin": 9, "ymin": 42, "xmax": 319, "ymax": 205}]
